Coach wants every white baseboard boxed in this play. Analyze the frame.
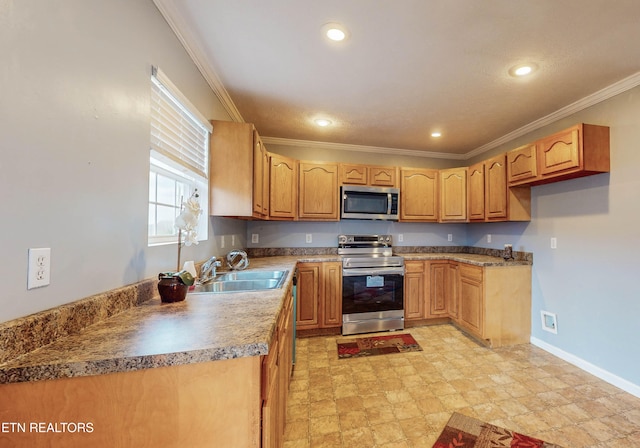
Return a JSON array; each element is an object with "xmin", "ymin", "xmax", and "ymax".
[{"xmin": 530, "ymin": 337, "xmax": 640, "ymax": 398}]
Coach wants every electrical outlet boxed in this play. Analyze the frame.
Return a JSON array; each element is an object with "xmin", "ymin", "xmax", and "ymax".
[
  {"xmin": 231, "ymin": 235, "xmax": 236, "ymax": 246},
  {"xmin": 28, "ymin": 248, "xmax": 51, "ymax": 289},
  {"xmin": 398, "ymin": 234, "xmax": 404, "ymax": 242},
  {"xmin": 487, "ymin": 234, "xmax": 492, "ymax": 243},
  {"xmin": 305, "ymin": 234, "xmax": 312, "ymax": 243},
  {"xmin": 251, "ymin": 234, "xmax": 259, "ymax": 244},
  {"xmin": 220, "ymin": 236, "xmax": 225, "ymax": 249},
  {"xmin": 447, "ymin": 234, "xmax": 453, "ymax": 242},
  {"xmin": 551, "ymin": 237, "xmax": 557, "ymax": 249}
]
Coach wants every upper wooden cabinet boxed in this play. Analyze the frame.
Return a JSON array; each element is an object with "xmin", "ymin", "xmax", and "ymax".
[
  {"xmin": 400, "ymin": 168, "xmax": 438, "ymax": 222},
  {"xmin": 209, "ymin": 120, "xmax": 269, "ymax": 218},
  {"xmin": 507, "ymin": 143, "xmax": 538, "ymax": 186},
  {"xmin": 439, "ymin": 167, "xmax": 467, "ymax": 222},
  {"xmin": 467, "ymin": 162, "xmax": 485, "ymax": 221},
  {"xmin": 369, "ymin": 166, "xmax": 398, "ymax": 187},
  {"xmin": 537, "ymin": 123, "xmax": 609, "ymax": 181},
  {"xmin": 340, "ymin": 163, "xmax": 367, "ymax": 185},
  {"xmin": 269, "ymin": 154, "xmax": 298, "ymax": 220},
  {"xmin": 470, "ymin": 155, "xmax": 531, "ymax": 222},
  {"xmin": 253, "ymin": 133, "xmax": 270, "ymax": 217},
  {"xmin": 484, "ymin": 155, "xmax": 507, "ymax": 221},
  {"xmin": 298, "ymin": 162, "xmax": 339, "ymax": 221},
  {"xmin": 508, "ymin": 123, "xmax": 610, "ymax": 186},
  {"xmin": 340, "ymin": 164, "xmax": 398, "ymax": 187}
]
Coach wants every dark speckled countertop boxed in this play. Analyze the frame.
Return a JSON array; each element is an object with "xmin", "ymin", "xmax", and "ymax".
[{"xmin": 0, "ymin": 252, "xmax": 529, "ymax": 384}]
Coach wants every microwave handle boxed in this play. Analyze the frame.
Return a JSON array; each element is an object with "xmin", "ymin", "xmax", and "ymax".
[{"xmin": 387, "ymin": 193, "xmax": 392, "ymax": 215}]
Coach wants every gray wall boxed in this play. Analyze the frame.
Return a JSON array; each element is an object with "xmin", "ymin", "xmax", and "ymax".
[{"xmin": 0, "ymin": 0, "xmax": 245, "ymax": 322}]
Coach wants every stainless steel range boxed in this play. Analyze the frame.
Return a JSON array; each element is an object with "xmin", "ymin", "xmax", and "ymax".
[{"xmin": 339, "ymin": 234, "xmax": 405, "ymax": 336}]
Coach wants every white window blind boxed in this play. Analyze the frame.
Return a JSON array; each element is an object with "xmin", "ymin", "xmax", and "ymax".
[{"xmin": 150, "ymin": 66, "xmax": 212, "ymax": 179}]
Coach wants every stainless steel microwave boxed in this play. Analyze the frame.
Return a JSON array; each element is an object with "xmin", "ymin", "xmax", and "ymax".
[{"xmin": 341, "ymin": 185, "xmax": 400, "ymax": 220}]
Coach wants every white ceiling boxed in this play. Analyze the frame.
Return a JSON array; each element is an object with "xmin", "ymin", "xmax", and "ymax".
[{"xmin": 155, "ymin": 0, "xmax": 640, "ymax": 160}]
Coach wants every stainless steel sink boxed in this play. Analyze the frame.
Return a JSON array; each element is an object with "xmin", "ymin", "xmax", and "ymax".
[
  {"xmin": 189, "ymin": 270, "xmax": 289, "ymax": 294},
  {"xmin": 215, "ymin": 270, "xmax": 287, "ymax": 281}
]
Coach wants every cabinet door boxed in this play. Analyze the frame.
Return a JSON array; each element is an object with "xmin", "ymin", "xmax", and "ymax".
[
  {"xmin": 537, "ymin": 126, "xmax": 580, "ymax": 176},
  {"xmin": 296, "ymin": 263, "xmax": 320, "ymax": 329},
  {"xmin": 261, "ymin": 329, "xmax": 279, "ymax": 448},
  {"xmin": 400, "ymin": 168, "xmax": 438, "ymax": 221},
  {"xmin": 439, "ymin": 168, "xmax": 467, "ymax": 222},
  {"xmin": 429, "ymin": 262, "xmax": 449, "ymax": 317},
  {"xmin": 507, "ymin": 143, "xmax": 537, "ymax": 185},
  {"xmin": 485, "ymin": 154, "xmax": 507, "ymax": 221},
  {"xmin": 269, "ymin": 154, "xmax": 298, "ymax": 219},
  {"xmin": 404, "ymin": 261, "xmax": 425, "ymax": 320},
  {"xmin": 321, "ymin": 262, "xmax": 342, "ymax": 328},
  {"xmin": 459, "ymin": 264, "xmax": 483, "ymax": 337},
  {"xmin": 299, "ymin": 162, "xmax": 339, "ymax": 220},
  {"xmin": 209, "ymin": 121, "xmax": 255, "ymax": 217},
  {"xmin": 447, "ymin": 262, "xmax": 459, "ymax": 320},
  {"xmin": 369, "ymin": 166, "xmax": 398, "ymax": 187},
  {"xmin": 252, "ymin": 132, "xmax": 269, "ymax": 217},
  {"xmin": 467, "ymin": 162, "xmax": 485, "ymax": 221},
  {"xmin": 340, "ymin": 164, "xmax": 367, "ymax": 185}
]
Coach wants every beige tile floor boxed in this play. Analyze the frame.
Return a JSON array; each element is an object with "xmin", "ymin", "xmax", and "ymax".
[{"xmin": 284, "ymin": 325, "xmax": 640, "ymax": 448}]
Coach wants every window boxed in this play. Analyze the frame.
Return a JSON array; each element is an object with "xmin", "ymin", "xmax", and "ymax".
[{"xmin": 148, "ymin": 66, "xmax": 212, "ymax": 246}]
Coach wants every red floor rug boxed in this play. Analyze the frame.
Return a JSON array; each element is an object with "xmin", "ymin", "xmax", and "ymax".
[
  {"xmin": 337, "ymin": 333, "xmax": 422, "ymax": 359},
  {"xmin": 433, "ymin": 412, "xmax": 564, "ymax": 447}
]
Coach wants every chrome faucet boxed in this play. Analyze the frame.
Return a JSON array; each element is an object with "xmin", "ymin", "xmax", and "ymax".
[{"xmin": 199, "ymin": 256, "xmax": 222, "ymax": 284}]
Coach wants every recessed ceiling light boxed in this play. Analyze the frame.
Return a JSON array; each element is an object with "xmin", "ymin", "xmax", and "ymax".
[
  {"xmin": 322, "ymin": 23, "xmax": 348, "ymax": 42},
  {"xmin": 315, "ymin": 118, "xmax": 332, "ymax": 127},
  {"xmin": 431, "ymin": 132, "xmax": 442, "ymax": 138},
  {"xmin": 509, "ymin": 63, "xmax": 537, "ymax": 77}
]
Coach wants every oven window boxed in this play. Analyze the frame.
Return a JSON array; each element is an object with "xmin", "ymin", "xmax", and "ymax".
[{"xmin": 342, "ymin": 274, "xmax": 404, "ymax": 315}]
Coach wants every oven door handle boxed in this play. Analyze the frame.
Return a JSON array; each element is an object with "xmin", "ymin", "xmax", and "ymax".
[{"xmin": 342, "ymin": 268, "xmax": 405, "ymax": 277}]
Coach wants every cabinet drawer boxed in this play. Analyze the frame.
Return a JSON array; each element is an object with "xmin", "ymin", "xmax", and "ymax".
[
  {"xmin": 460, "ymin": 264, "xmax": 483, "ymax": 283},
  {"xmin": 405, "ymin": 260, "xmax": 425, "ymax": 273}
]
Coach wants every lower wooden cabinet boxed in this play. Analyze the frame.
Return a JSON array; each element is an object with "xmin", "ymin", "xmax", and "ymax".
[
  {"xmin": 429, "ymin": 262, "xmax": 450, "ymax": 317},
  {"xmin": 402, "ymin": 259, "xmax": 530, "ymax": 347},
  {"xmin": 404, "ymin": 261, "xmax": 426, "ymax": 320},
  {"xmin": 457, "ymin": 263, "xmax": 531, "ymax": 347},
  {"xmin": 321, "ymin": 262, "xmax": 343, "ymax": 327},
  {"xmin": 404, "ymin": 260, "xmax": 458, "ymax": 320},
  {"xmin": 296, "ymin": 262, "xmax": 342, "ymax": 330},
  {"xmin": 262, "ymin": 285, "xmax": 294, "ymax": 448},
  {"xmin": 296, "ymin": 263, "xmax": 320, "ymax": 328},
  {"xmin": 458, "ymin": 264, "xmax": 484, "ymax": 335}
]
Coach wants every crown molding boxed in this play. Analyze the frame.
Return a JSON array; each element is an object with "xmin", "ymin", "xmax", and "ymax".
[
  {"xmin": 465, "ymin": 71, "xmax": 640, "ymax": 159},
  {"xmin": 261, "ymin": 137, "xmax": 465, "ymax": 160},
  {"xmin": 152, "ymin": 0, "xmax": 244, "ymax": 123}
]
